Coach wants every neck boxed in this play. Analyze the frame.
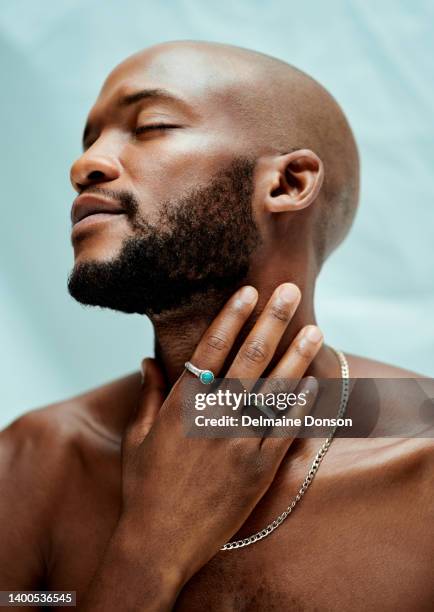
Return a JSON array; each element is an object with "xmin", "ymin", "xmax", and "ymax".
[{"xmin": 151, "ymin": 263, "xmax": 341, "ymax": 389}]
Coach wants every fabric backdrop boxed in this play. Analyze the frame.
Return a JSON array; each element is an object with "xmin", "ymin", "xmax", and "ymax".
[{"xmin": 1, "ymin": 0, "xmax": 433, "ymax": 428}]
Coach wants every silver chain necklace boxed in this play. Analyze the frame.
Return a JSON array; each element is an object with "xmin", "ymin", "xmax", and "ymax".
[{"xmin": 221, "ymin": 348, "xmax": 350, "ymax": 550}]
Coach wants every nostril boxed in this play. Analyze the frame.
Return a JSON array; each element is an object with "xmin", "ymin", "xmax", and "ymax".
[{"xmin": 87, "ymin": 170, "xmax": 105, "ymax": 181}]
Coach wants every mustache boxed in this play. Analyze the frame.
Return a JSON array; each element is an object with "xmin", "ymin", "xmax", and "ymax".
[{"xmin": 79, "ymin": 185, "xmax": 139, "ymax": 217}]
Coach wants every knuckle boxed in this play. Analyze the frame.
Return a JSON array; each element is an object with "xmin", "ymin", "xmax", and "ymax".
[
  {"xmin": 264, "ymin": 378, "xmax": 291, "ymax": 396},
  {"xmin": 225, "ymin": 442, "xmax": 273, "ymax": 493},
  {"xmin": 228, "ymin": 442, "xmax": 262, "ymax": 474},
  {"xmin": 226, "ymin": 440, "xmax": 250, "ymax": 472},
  {"xmin": 269, "ymin": 303, "xmax": 291, "ymax": 323},
  {"xmin": 262, "ymin": 442, "xmax": 289, "ymax": 466},
  {"xmin": 227, "ymin": 438, "xmax": 246, "ymax": 460},
  {"xmin": 245, "ymin": 453, "xmax": 269, "ymax": 486},
  {"xmin": 242, "ymin": 338, "xmax": 269, "ymax": 365},
  {"xmin": 205, "ymin": 330, "xmax": 230, "ymax": 352}
]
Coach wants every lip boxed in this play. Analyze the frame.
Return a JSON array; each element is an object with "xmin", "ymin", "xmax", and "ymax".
[
  {"xmin": 71, "ymin": 212, "xmax": 127, "ymax": 240},
  {"xmin": 71, "ymin": 193, "xmax": 125, "ymax": 225}
]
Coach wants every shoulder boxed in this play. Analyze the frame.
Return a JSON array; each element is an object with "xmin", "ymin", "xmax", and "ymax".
[
  {"xmin": 342, "ymin": 350, "xmax": 433, "ymax": 437},
  {"xmin": 1, "ymin": 370, "xmax": 143, "ymax": 472},
  {"xmin": 0, "ymin": 371, "xmax": 142, "ymax": 586},
  {"xmin": 0, "ymin": 402, "xmax": 78, "ymax": 585},
  {"xmin": 345, "ymin": 352, "xmax": 427, "ymax": 378},
  {"xmin": 0, "ymin": 403, "xmax": 80, "ymax": 494},
  {"xmin": 341, "ymin": 351, "xmax": 434, "ymax": 507},
  {"xmin": 3, "ymin": 369, "xmax": 142, "ymax": 441},
  {"xmin": 0, "ymin": 371, "xmax": 143, "ymax": 520}
]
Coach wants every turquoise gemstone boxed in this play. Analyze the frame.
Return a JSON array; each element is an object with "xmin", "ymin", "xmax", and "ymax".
[{"xmin": 200, "ymin": 370, "xmax": 214, "ymax": 384}]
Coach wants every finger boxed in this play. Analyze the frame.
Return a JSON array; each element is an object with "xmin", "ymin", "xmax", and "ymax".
[
  {"xmin": 267, "ymin": 325, "xmax": 323, "ymax": 382},
  {"xmin": 127, "ymin": 358, "xmax": 166, "ymax": 444},
  {"xmin": 253, "ymin": 325, "xmax": 323, "ymax": 418},
  {"xmin": 261, "ymin": 376, "xmax": 319, "ymax": 453},
  {"xmin": 225, "ymin": 283, "xmax": 301, "ymax": 384},
  {"xmin": 185, "ymin": 285, "xmax": 259, "ymax": 379}
]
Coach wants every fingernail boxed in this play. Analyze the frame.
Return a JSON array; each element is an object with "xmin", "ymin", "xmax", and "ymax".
[
  {"xmin": 303, "ymin": 376, "xmax": 318, "ymax": 395},
  {"xmin": 239, "ymin": 286, "xmax": 257, "ymax": 304},
  {"xmin": 278, "ymin": 283, "xmax": 299, "ymax": 303},
  {"xmin": 305, "ymin": 326, "xmax": 323, "ymax": 343}
]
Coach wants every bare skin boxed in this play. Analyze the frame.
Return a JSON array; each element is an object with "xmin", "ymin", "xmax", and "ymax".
[
  {"xmin": 1, "ymin": 347, "xmax": 433, "ymax": 611},
  {"xmin": 1, "ymin": 41, "xmax": 433, "ymax": 611}
]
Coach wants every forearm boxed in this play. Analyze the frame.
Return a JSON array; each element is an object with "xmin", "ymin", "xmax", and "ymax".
[{"xmin": 79, "ymin": 522, "xmax": 184, "ymax": 612}]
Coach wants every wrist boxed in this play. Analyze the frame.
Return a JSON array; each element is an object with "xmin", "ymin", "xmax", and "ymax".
[
  {"xmin": 81, "ymin": 518, "xmax": 185, "ymax": 612},
  {"xmin": 112, "ymin": 516, "xmax": 187, "ymax": 602}
]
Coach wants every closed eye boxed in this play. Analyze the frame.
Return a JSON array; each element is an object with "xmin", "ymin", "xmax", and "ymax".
[{"xmin": 135, "ymin": 124, "xmax": 181, "ymax": 136}]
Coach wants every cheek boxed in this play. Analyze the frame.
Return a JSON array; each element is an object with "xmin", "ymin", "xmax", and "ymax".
[{"xmin": 121, "ymin": 131, "xmax": 242, "ymax": 218}]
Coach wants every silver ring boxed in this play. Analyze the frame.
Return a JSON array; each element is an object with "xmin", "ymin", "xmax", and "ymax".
[{"xmin": 184, "ymin": 361, "xmax": 215, "ymax": 385}]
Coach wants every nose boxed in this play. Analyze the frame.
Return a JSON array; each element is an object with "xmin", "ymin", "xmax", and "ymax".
[{"xmin": 70, "ymin": 149, "xmax": 122, "ymax": 193}]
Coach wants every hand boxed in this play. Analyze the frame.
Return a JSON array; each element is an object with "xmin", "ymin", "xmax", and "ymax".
[{"xmin": 119, "ymin": 283, "xmax": 323, "ymax": 592}]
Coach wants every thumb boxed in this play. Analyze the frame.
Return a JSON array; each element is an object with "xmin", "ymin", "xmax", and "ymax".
[{"xmin": 129, "ymin": 358, "xmax": 166, "ymax": 443}]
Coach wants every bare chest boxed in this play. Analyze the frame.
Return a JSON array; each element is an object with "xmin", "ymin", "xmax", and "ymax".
[
  {"xmin": 173, "ymin": 499, "xmax": 432, "ymax": 611},
  {"xmin": 47, "ymin": 441, "xmax": 433, "ymax": 611}
]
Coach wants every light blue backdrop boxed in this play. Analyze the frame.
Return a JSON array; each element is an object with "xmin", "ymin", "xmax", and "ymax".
[{"xmin": 1, "ymin": 0, "xmax": 433, "ymax": 428}]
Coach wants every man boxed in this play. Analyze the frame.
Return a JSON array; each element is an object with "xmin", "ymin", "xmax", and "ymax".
[{"xmin": 0, "ymin": 41, "xmax": 433, "ymax": 611}]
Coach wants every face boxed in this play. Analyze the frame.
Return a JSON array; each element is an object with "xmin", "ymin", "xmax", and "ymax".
[{"xmin": 68, "ymin": 45, "xmax": 261, "ymax": 315}]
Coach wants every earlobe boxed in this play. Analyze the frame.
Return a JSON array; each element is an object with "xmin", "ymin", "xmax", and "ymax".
[{"xmin": 264, "ymin": 149, "xmax": 324, "ymax": 214}]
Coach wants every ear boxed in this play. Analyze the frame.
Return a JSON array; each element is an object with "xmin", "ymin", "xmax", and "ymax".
[{"xmin": 261, "ymin": 149, "xmax": 324, "ymax": 213}]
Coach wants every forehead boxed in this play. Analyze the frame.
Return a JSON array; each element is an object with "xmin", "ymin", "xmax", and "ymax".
[{"xmin": 96, "ymin": 45, "xmax": 237, "ymax": 113}]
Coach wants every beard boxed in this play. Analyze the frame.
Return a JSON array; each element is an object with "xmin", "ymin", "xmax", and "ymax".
[{"xmin": 68, "ymin": 157, "xmax": 261, "ymax": 316}]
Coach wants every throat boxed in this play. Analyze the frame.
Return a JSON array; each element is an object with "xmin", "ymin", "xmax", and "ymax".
[{"xmin": 153, "ymin": 313, "xmax": 215, "ymax": 386}]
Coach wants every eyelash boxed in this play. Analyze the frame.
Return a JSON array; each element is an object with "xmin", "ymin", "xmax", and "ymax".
[{"xmin": 135, "ymin": 124, "xmax": 179, "ymax": 135}]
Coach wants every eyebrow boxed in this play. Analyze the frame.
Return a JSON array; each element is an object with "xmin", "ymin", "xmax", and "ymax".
[
  {"xmin": 82, "ymin": 87, "xmax": 192, "ymax": 148},
  {"xmin": 117, "ymin": 87, "xmax": 188, "ymax": 108}
]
